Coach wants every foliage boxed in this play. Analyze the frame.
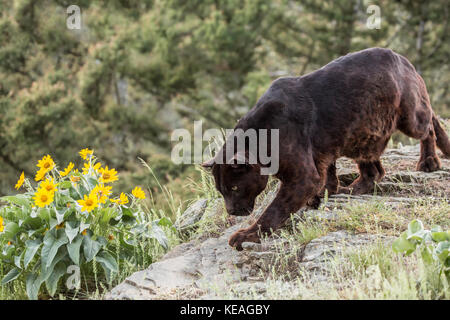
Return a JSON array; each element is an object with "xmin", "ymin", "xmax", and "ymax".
[
  {"xmin": 0, "ymin": 0, "xmax": 449, "ymax": 197},
  {"xmin": 392, "ymin": 219, "xmax": 450, "ymax": 280},
  {"xmin": 0, "ymin": 149, "xmax": 171, "ymax": 299}
]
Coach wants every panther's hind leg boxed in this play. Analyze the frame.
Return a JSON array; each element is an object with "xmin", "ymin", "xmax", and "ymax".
[
  {"xmin": 416, "ymin": 127, "xmax": 441, "ymax": 172},
  {"xmin": 398, "ymin": 105, "xmax": 441, "ymax": 172},
  {"xmin": 397, "ymin": 77, "xmax": 441, "ymax": 172},
  {"xmin": 340, "ymin": 160, "xmax": 385, "ymax": 195}
]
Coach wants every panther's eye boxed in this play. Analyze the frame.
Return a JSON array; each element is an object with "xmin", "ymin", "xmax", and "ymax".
[{"xmin": 231, "ymin": 186, "xmax": 238, "ymax": 191}]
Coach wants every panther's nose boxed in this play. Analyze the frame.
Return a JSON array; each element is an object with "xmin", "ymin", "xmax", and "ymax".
[{"xmin": 227, "ymin": 207, "xmax": 252, "ymax": 216}]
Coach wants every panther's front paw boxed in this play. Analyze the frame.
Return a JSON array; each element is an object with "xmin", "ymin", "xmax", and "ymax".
[
  {"xmin": 306, "ymin": 195, "xmax": 321, "ymax": 209},
  {"xmin": 228, "ymin": 228, "xmax": 260, "ymax": 251}
]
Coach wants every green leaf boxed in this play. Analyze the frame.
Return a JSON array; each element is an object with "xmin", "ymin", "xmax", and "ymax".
[
  {"xmin": 150, "ymin": 222, "xmax": 168, "ymax": 250},
  {"xmin": 55, "ymin": 207, "xmax": 68, "ymax": 225},
  {"xmin": 86, "ymin": 177, "xmax": 98, "ymax": 189},
  {"xmin": 96, "ymin": 251, "xmax": 119, "ymax": 274},
  {"xmin": 3, "ymin": 222, "xmax": 20, "ymax": 240},
  {"xmin": 121, "ymin": 208, "xmax": 136, "ymax": 224},
  {"xmin": 1, "ymin": 267, "xmax": 21, "ymax": 285},
  {"xmin": 24, "ymin": 239, "xmax": 42, "ymax": 269},
  {"xmin": 431, "ymin": 231, "xmax": 450, "ymax": 243},
  {"xmin": 79, "ymin": 185, "xmax": 89, "ymax": 197},
  {"xmin": 14, "ymin": 253, "xmax": 22, "ymax": 269},
  {"xmin": 41, "ymin": 229, "xmax": 69, "ymax": 268},
  {"xmin": 38, "ymin": 208, "xmax": 51, "ymax": 222},
  {"xmin": 406, "ymin": 230, "xmax": 428, "ymax": 242},
  {"xmin": 65, "ymin": 221, "xmax": 79, "ymax": 243},
  {"xmin": 97, "ymin": 236, "xmax": 108, "ymax": 248},
  {"xmin": 40, "ymin": 247, "xmax": 68, "ymax": 282},
  {"xmin": 119, "ymin": 234, "xmax": 134, "ymax": 251},
  {"xmin": 45, "ymin": 261, "xmax": 67, "ymax": 297},
  {"xmin": 407, "ymin": 220, "xmax": 424, "ymax": 235},
  {"xmin": 49, "ymin": 218, "xmax": 59, "ymax": 230},
  {"xmin": 1, "ymin": 195, "xmax": 31, "ymax": 209},
  {"xmin": 392, "ymin": 232, "xmax": 416, "ymax": 255},
  {"xmin": 2, "ymin": 244, "xmax": 15, "ymax": 260},
  {"xmin": 436, "ymin": 241, "xmax": 450, "ymax": 264},
  {"xmin": 95, "ymin": 251, "xmax": 119, "ymax": 283},
  {"xmin": 420, "ymin": 246, "xmax": 433, "ymax": 264},
  {"xmin": 59, "ymin": 181, "xmax": 72, "ymax": 189},
  {"xmin": 69, "ymin": 187, "xmax": 81, "ymax": 200},
  {"xmin": 431, "ymin": 225, "xmax": 442, "ymax": 233},
  {"xmin": 67, "ymin": 235, "xmax": 83, "ymax": 265},
  {"xmin": 100, "ymin": 207, "xmax": 116, "ymax": 224},
  {"xmin": 26, "ymin": 273, "xmax": 43, "ymax": 300},
  {"xmin": 83, "ymin": 233, "xmax": 102, "ymax": 262},
  {"xmin": 22, "ymin": 216, "xmax": 42, "ymax": 230}
]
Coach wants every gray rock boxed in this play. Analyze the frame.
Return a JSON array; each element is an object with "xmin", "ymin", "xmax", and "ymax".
[
  {"xmin": 301, "ymin": 209, "xmax": 340, "ymax": 221},
  {"xmin": 174, "ymin": 199, "xmax": 208, "ymax": 231},
  {"xmin": 105, "ymin": 221, "xmax": 391, "ymax": 300}
]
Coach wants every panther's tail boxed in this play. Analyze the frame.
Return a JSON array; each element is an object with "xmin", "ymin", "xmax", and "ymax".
[{"xmin": 433, "ymin": 114, "xmax": 450, "ymax": 158}]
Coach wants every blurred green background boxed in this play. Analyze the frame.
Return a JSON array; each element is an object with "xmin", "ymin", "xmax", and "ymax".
[{"xmin": 0, "ymin": 0, "xmax": 448, "ymax": 212}]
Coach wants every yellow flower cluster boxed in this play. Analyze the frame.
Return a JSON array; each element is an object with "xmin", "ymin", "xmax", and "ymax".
[
  {"xmin": 0, "ymin": 216, "xmax": 4, "ymax": 233},
  {"xmin": 35, "ymin": 155, "xmax": 55, "ymax": 182},
  {"xmin": 78, "ymin": 192, "xmax": 98, "ymax": 213},
  {"xmin": 25, "ymin": 150, "xmax": 146, "ymax": 210},
  {"xmin": 92, "ymin": 184, "xmax": 112, "ymax": 204},
  {"xmin": 132, "ymin": 186, "xmax": 146, "ymax": 199},
  {"xmin": 79, "ymin": 148, "xmax": 93, "ymax": 160},
  {"xmin": 33, "ymin": 177, "xmax": 58, "ymax": 208},
  {"xmin": 99, "ymin": 166, "xmax": 118, "ymax": 183},
  {"xmin": 110, "ymin": 192, "xmax": 129, "ymax": 205}
]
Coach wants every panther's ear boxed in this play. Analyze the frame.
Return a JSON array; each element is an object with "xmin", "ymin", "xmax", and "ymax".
[
  {"xmin": 229, "ymin": 151, "xmax": 248, "ymax": 167},
  {"xmin": 201, "ymin": 158, "xmax": 215, "ymax": 168}
]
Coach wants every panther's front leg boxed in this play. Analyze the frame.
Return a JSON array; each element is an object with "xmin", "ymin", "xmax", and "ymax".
[{"xmin": 229, "ymin": 167, "xmax": 321, "ymax": 250}]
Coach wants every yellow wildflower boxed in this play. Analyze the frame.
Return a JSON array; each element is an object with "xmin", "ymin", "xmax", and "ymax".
[
  {"xmin": 0, "ymin": 216, "xmax": 4, "ymax": 233},
  {"xmin": 111, "ymin": 192, "xmax": 129, "ymax": 205},
  {"xmin": 79, "ymin": 148, "xmax": 93, "ymax": 160},
  {"xmin": 92, "ymin": 184, "xmax": 112, "ymax": 204},
  {"xmin": 33, "ymin": 189, "xmax": 54, "ymax": 208},
  {"xmin": 77, "ymin": 193, "xmax": 98, "ymax": 213},
  {"xmin": 82, "ymin": 229, "xmax": 87, "ymax": 236},
  {"xmin": 82, "ymin": 162, "xmax": 101, "ymax": 175},
  {"xmin": 99, "ymin": 166, "xmax": 118, "ymax": 183},
  {"xmin": 60, "ymin": 162, "xmax": 74, "ymax": 177},
  {"xmin": 37, "ymin": 155, "xmax": 55, "ymax": 172},
  {"xmin": 35, "ymin": 168, "xmax": 47, "ymax": 182},
  {"xmin": 15, "ymin": 171, "xmax": 25, "ymax": 190},
  {"xmin": 40, "ymin": 177, "xmax": 58, "ymax": 194},
  {"xmin": 132, "ymin": 186, "xmax": 146, "ymax": 199}
]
